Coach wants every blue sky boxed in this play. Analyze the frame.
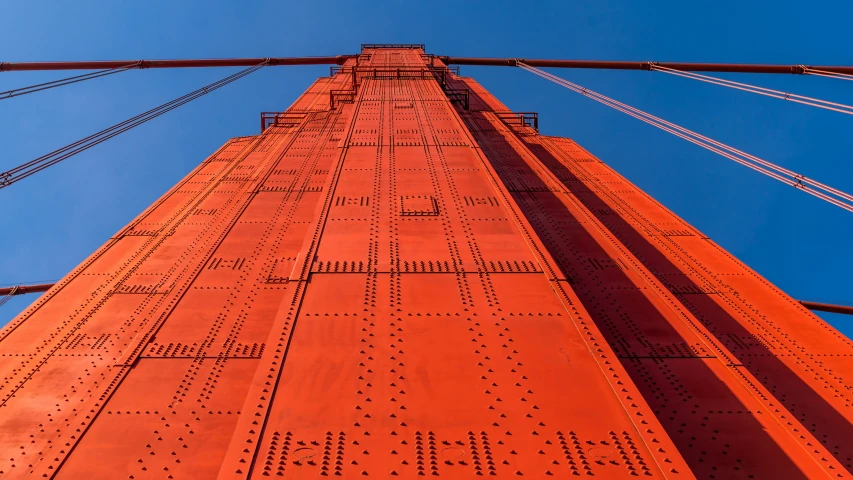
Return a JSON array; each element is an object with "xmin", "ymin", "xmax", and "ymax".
[{"xmin": 2, "ymin": 0, "xmax": 852, "ymax": 337}]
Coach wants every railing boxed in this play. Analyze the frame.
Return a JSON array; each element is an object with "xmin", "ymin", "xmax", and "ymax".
[
  {"xmin": 445, "ymin": 89, "xmax": 470, "ymax": 110},
  {"xmin": 330, "ymin": 89, "xmax": 356, "ymax": 109},
  {"xmin": 494, "ymin": 111, "xmax": 539, "ymax": 131},
  {"xmin": 260, "ymin": 111, "xmax": 311, "ymax": 132},
  {"xmin": 330, "ymin": 66, "xmax": 459, "ymax": 86},
  {"xmin": 325, "ymin": 65, "xmax": 468, "ymax": 110},
  {"xmin": 361, "ymin": 44, "xmax": 425, "ymax": 51}
]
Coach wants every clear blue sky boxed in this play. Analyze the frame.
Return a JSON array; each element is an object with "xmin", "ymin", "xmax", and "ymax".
[{"xmin": 2, "ymin": 0, "xmax": 852, "ymax": 338}]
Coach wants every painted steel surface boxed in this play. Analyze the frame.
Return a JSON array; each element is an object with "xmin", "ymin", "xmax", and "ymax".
[
  {"xmin": 0, "ymin": 46, "xmax": 850, "ymax": 479},
  {"xmin": 6, "ymin": 56, "xmax": 853, "ymax": 75},
  {"xmin": 0, "ymin": 283, "xmax": 54, "ymax": 296},
  {"xmin": 0, "ymin": 57, "xmax": 352, "ymax": 72}
]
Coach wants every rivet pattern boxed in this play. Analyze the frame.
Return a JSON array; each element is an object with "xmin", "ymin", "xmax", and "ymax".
[{"xmin": 0, "ymin": 46, "xmax": 848, "ymax": 479}]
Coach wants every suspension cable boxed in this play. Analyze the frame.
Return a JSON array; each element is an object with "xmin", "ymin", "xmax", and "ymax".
[
  {"xmin": 518, "ymin": 62, "xmax": 853, "ymax": 213},
  {"xmin": 650, "ymin": 65, "xmax": 853, "ymax": 115},
  {"xmin": 0, "ymin": 63, "xmax": 140, "ymax": 101},
  {"xmin": 0, "ymin": 282, "xmax": 55, "ymax": 308},
  {"xmin": 802, "ymin": 67, "xmax": 853, "ymax": 82},
  {"xmin": 0, "ymin": 286, "xmax": 17, "ymax": 308},
  {"xmin": 0, "ymin": 61, "xmax": 268, "ymax": 189}
]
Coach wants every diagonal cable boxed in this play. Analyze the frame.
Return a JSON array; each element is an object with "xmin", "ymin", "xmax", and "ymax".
[
  {"xmin": 650, "ymin": 64, "xmax": 853, "ymax": 115},
  {"xmin": 518, "ymin": 61, "xmax": 853, "ymax": 213},
  {"xmin": 803, "ymin": 67, "xmax": 853, "ymax": 82},
  {"xmin": 0, "ymin": 62, "xmax": 140, "ymax": 100},
  {"xmin": 0, "ymin": 287, "xmax": 18, "ymax": 308},
  {"xmin": 0, "ymin": 61, "xmax": 267, "ymax": 189}
]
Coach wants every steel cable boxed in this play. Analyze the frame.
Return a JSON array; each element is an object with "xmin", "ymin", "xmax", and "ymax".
[
  {"xmin": 523, "ymin": 63, "xmax": 853, "ymax": 209},
  {"xmin": 0, "ymin": 63, "xmax": 139, "ymax": 101},
  {"xmin": 650, "ymin": 65, "xmax": 853, "ymax": 115},
  {"xmin": 518, "ymin": 62, "xmax": 853, "ymax": 213},
  {"xmin": 0, "ymin": 287, "xmax": 17, "ymax": 308},
  {"xmin": 0, "ymin": 61, "xmax": 267, "ymax": 189},
  {"xmin": 803, "ymin": 67, "xmax": 853, "ymax": 82}
]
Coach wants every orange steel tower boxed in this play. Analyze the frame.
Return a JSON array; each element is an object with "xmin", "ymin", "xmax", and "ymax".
[{"xmin": 1, "ymin": 45, "xmax": 852, "ymax": 479}]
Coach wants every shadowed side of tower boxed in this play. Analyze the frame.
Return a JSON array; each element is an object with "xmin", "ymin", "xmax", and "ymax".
[{"xmin": 0, "ymin": 45, "xmax": 850, "ymax": 479}]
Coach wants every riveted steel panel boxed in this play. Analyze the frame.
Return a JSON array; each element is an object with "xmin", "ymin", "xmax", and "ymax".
[{"xmin": 1, "ymin": 46, "xmax": 850, "ymax": 479}]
